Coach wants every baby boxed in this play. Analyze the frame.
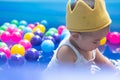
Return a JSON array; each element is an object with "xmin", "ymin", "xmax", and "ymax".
[{"xmin": 45, "ymin": 0, "xmax": 115, "ymax": 73}]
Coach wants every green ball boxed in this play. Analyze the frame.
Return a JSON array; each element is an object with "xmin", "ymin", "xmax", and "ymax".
[
  {"xmin": 11, "ymin": 19, "xmax": 19, "ymax": 26},
  {"xmin": 45, "ymin": 30, "xmax": 55, "ymax": 36},
  {"xmin": 0, "ymin": 25, "xmax": 7, "ymax": 31},
  {"xmin": 18, "ymin": 25, "xmax": 26, "ymax": 30},
  {"xmin": 49, "ymin": 28, "xmax": 58, "ymax": 33},
  {"xmin": 0, "ymin": 42, "xmax": 8, "ymax": 48},
  {"xmin": 0, "ymin": 30, "xmax": 4, "ymax": 34}
]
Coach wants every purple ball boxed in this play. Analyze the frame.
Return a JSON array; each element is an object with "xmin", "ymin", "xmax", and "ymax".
[
  {"xmin": 8, "ymin": 54, "xmax": 25, "ymax": 67},
  {"xmin": 52, "ymin": 33, "xmax": 61, "ymax": 43},
  {"xmin": 30, "ymin": 35, "xmax": 42, "ymax": 46},
  {"xmin": 42, "ymin": 36, "xmax": 55, "ymax": 43},
  {"xmin": 25, "ymin": 48, "xmax": 39, "ymax": 62},
  {"xmin": 34, "ymin": 31, "xmax": 43, "ymax": 38}
]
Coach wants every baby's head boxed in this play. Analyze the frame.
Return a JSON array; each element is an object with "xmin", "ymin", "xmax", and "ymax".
[
  {"xmin": 70, "ymin": 26, "xmax": 109, "ymax": 51},
  {"xmin": 66, "ymin": 0, "xmax": 111, "ymax": 51}
]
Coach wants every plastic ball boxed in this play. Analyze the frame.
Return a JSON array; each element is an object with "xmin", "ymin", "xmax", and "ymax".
[
  {"xmin": 8, "ymin": 24, "xmax": 17, "ymax": 28},
  {"xmin": 60, "ymin": 29, "xmax": 70, "ymax": 40},
  {"xmin": 11, "ymin": 44, "xmax": 25, "ymax": 56},
  {"xmin": 18, "ymin": 25, "xmax": 26, "ymax": 30},
  {"xmin": 19, "ymin": 20, "xmax": 27, "ymax": 26},
  {"xmin": 36, "ymin": 24, "xmax": 46, "ymax": 33},
  {"xmin": 27, "ymin": 24, "xmax": 35, "ymax": 29},
  {"xmin": 11, "ymin": 19, "xmax": 19, "ymax": 26},
  {"xmin": 11, "ymin": 32, "xmax": 22, "ymax": 43},
  {"xmin": 30, "ymin": 35, "xmax": 42, "ymax": 46},
  {"xmin": 41, "ymin": 51, "xmax": 54, "ymax": 57},
  {"xmin": 107, "ymin": 32, "xmax": 120, "ymax": 44},
  {"xmin": 40, "ymin": 20, "xmax": 48, "ymax": 30},
  {"xmin": 0, "ymin": 29, "xmax": 4, "ymax": 35},
  {"xmin": 39, "ymin": 56, "xmax": 52, "ymax": 64},
  {"xmin": 52, "ymin": 33, "xmax": 61, "ymax": 43},
  {"xmin": 41, "ymin": 40, "xmax": 55, "ymax": 53},
  {"xmin": 24, "ymin": 32, "xmax": 34, "ymax": 41},
  {"xmin": 0, "ymin": 52, "xmax": 7, "ymax": 65},
  {"xmin": 57, "ymin": 25, "xmax": 66, "ymax": 35},
  {"xmin": 34, "ymin": 30, "xmax": 43, "ymax": 38},
  {"xmin": 3, "ymin": 22, "xmax": 10, "ymax": 26},
  {"xmin": 6, "ymin": 26, "xmax": 16, "ymax": 33},
  {"xmin": 0, "ymin": 47, "xmax": 11, "ymax": 58},
  {"xmin": 49, "ymin": 28, "xmax": 58, "ymax": 33},
  {"xmin": 23, "ymin": 27, "xmax": 32, "ymax": 34},
  {"xmin": 8, "ymin": 54, "xmax": 25, "ymax": 67},
  {"xmin": 100, "ymin": 37, "xmax": 107, "ymax": 46},
  {"xmin": 0, "ymin": 31, "xmax": 11, "ymax": 42},
  {"xmin": 25, "ymin": 48, "xmax": 39, "ymax": 62},
  {"xmin": 0, "ymin": 42, "xmax": 8, "ymax": 48},
  {"xmin": 14, "ymin": 28, "xmax": 23, "ymax": 36},
  {"xmin": 32, "ymin": 27, "xmax": 42, "ymax": 33},
  {"xmin": 0, "ymin": 25, "xmax": 7, "ymax": 31},
  {"xmin": 42, "ymin": 36, "xmax": 55, "ymax": 43},
  {"xmin": 19, "ymin": 39, "xmax": 32, "ymax": 50},
  {"xmin": 45, "ymin": 30, "xmax": 55, "ymax": 36}
]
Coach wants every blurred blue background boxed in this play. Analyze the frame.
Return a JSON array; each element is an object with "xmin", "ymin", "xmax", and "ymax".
[{"xmin": 0, "ymin": 0, "xmax": 120, "ymax": 32}]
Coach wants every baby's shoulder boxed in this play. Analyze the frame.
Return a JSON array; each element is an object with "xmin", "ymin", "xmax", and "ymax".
[{"xmin": 56, "ymin": 45, "xmax": 76, "ymax": 63}]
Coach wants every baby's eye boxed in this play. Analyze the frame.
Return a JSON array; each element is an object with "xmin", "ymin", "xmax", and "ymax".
[
  {"xmin": 93, "ymin": 41, "xmax": 100, "ymax": 44},
  {"xmin": 93, "ymin": 42, "xmax": 97, "ymax": 44}
]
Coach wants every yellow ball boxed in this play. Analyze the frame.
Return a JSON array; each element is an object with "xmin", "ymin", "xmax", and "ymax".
[
  {"xmin": 100, "ymin": 37, "xmax": 106, "ymax": 45},
  {"xmin": 32, "ymin": 27, "xmax": 42, "ymax": 33},
  {"xmin": 11, "ymin": 44, "xmax": 25, "ymax": 56},
  {"xmin": 24, "ymin": 32, "xmax": 34, "ymax": 41},
  {"xmin": 36, "ymin": 24, "xmax": 46, "ymax": 33}
]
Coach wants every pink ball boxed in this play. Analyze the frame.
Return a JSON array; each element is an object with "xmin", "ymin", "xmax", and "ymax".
[
  {"xmin": 27, "ymin": 24, "xmax": 36, "ymax": 29},
  {"xmin": 0, "ymin": 31, "xmax": 11, "ymax": 42},
  {"xmin": 19, "ymin": 39, "xmax": 32, "ymax": 50},
  {"xmin": 57, "ymin": 25, "xmax": 66, "ymax": 35},
  {"xmin": 108, "ymin": 32, "xmax": 120, "ymax": 44},
  {"xmin": 6, "ymin": 26, "xmax": 16, "ymax": 33},
  {"xmin": 0, "ymin": 47, "xmax": 11, "ymax": 58},
  {"xmin": 14, "ymin": 28, "xmax": 23, "ymax": 36},
  {"xmin": 11, "ymin": 32, "xmax": 22, "ymax": 43}
]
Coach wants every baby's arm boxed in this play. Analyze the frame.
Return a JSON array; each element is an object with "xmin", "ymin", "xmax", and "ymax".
[{"xmin": 94, "ymin": 48, "xmax": 115, "ymax": 71}]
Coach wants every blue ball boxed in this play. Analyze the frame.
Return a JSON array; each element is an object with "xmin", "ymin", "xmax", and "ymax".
[
  {"xmin": 60, "ymin": 29, "xmax": 70, "ymax": 40},
  {"xmin": 25, "ymin": 48, "xmax": 39, "ymax": 62},
  {"xmin": 19, "ymin": 20, "xmax": 27, "ymax": 26},
  {"xmin": 8, "ymin": 54, "xmax": 25, "ymax": 67},
  {"xmin": 0, "ymin": 52, "xmax": 7, "ymax": 65},
  {"xmin": 30, "ymin": 35, "xmax": 42, "ymax": 46},
  {"xmin": 41, "ymin": 40, "xmax": 55, "ymax": 53},
  {"xmin": 41, "ymin": 51, "xmax": 54, "ymax": 57},
  {"xmin": 23, "ymin": 27, "xmax": 32, "ymax": 34},
  {"xmin": 39, "ymin": 56, "xmax": 52, "ymax": 64},
  {"xmin": 40, "ymin": 20, "xmax": 48, "ymax": 30}
]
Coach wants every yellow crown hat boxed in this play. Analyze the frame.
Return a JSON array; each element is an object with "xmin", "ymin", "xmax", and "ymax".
[{"xmin": 66, "ymin": 0, "xmax": 112, "ymax": 32}]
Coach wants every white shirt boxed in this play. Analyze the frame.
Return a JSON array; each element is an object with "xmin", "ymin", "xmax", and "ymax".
[{"xmin": 45, "ymin": 37, "xmax": 97, "ymax": 71}]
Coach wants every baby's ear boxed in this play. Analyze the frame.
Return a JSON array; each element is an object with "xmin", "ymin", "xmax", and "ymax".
[{"xmin": 71, "ymin": 32, "xmax": 79, "ymax": 39}]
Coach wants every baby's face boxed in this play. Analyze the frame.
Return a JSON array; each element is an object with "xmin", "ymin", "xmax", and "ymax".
[{"xmin": 76, "ymin": 26, "xmax": 109, "ymax": 51}]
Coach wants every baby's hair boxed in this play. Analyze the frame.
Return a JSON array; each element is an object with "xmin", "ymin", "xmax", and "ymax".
[{"xmin": 71, "ymin": 0, "xmax": 95, "ymax": 11}]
